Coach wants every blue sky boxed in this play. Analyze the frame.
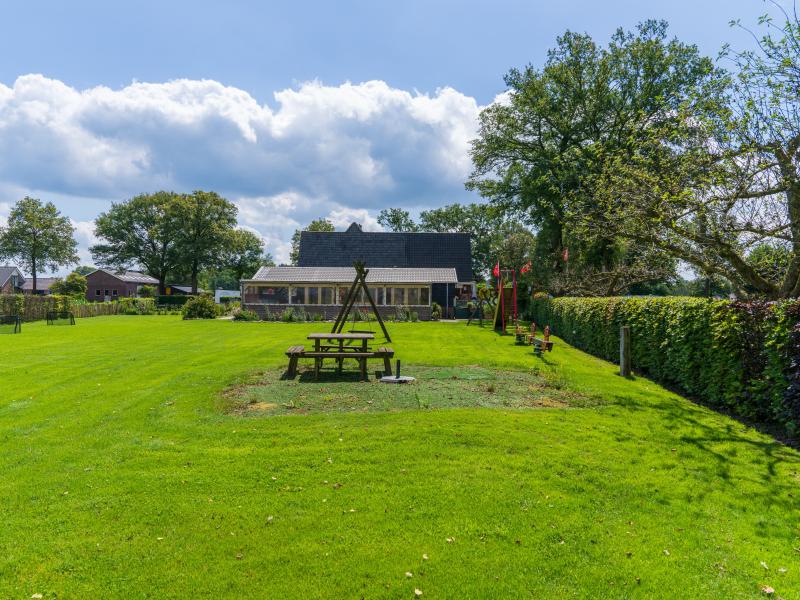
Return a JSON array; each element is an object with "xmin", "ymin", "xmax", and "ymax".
[{"xmin": 0, "ymin": 0, "xmax": 774, "ymax": 267}]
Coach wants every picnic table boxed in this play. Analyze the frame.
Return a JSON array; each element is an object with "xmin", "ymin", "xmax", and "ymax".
[{"xmin": 285, "ymin": 332, "xmax": 394, "ymax": 380}]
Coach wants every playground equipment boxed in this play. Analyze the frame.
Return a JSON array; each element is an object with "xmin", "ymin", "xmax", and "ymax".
[
  {"xmin": 492, "ymin": 265, "xmax": 519, "ymax": 334},
  {"xmin": 46, "ymin": 311, "xmax": 75, "ymax": 326},
  {"xmin": 331, "ymin": 261, "xmax": 391, "ymax": 343},
  {"xmin": 0, "ymin": 315, "xmax": 21, "ymax": 334}
]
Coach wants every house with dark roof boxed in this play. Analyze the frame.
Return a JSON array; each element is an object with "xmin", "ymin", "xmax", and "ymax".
[
  {"xmin": 241, "ymin": 223, "xmax": 474, "ymax": 320},
  {"xmin": 85, "ymin": 269, "xmax": 159, "ymax": 302},
  {"xmin": 0, "ymin": 266, "xmax": 25, "ymax": 294},
  {"xmin": 22, "ymin": 277, "xmax": 58, "ymax": 295}
]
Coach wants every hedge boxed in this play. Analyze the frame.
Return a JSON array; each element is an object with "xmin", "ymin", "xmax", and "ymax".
[
  {"xmin": 0, "ymin": 295, "xmax": 126, "ymax": 322},
  {"xmin": 529, "ymin": 296, "xmax": 800, "ymax": 434}
]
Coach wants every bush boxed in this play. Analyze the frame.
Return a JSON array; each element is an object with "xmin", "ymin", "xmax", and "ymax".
[
  {"xmin": 394, "ymin": 305, "xmax": 412, "ymax": 322},
  {"xmin": 157, "ymin": 295, "xmax": 192, "ymax": 307},
  {"xmin": 529, "ymin": 296, "xmax": 800, "ymax": 433},
  {"xmin": 280, "ymin": 307, "xmax": 307, "ymax": 322},
  {"xmin": 431, "ymin": 302, "xmax": 442, "ymax": 320},
  {"xmin": 118, "ymin": 297, "xmax": 156, "ymax": 315},
  {"xmin": 182, "ymin": 296, "xmax": 219, "ymax": 320},
  {"xmin": 139, "ymin": 285, "xmax": 157, "ymax": 298},
  {"xmin": 232, "ymin": 307, "xmax": 260, "ymax": 321}
]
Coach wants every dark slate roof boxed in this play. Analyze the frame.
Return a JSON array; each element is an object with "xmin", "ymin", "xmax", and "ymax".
[
  {"xmin": 0, "ymin": 266, "xmax": 24, "ymax": 287},
  {"xmin": 298, "ymin": 223, "xmax": 473, "ymax": 281},
  {"xmin": 87, "ymin": 269, "xmax": 159, "ymax": 284},
  {"xmin": 22, "ymin": 277, "xmax": 57, "ymax": 291},
  {"xmin": 244, "ymin": 266, "xmax": 458, "ymax": 284}
]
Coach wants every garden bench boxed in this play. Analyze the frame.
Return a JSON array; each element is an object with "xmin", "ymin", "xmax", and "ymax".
[{"xmin": 285, "ymin": 345, "xmax": 305, "ymax": 377}]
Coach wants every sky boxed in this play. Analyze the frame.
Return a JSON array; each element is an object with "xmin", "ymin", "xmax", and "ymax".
[{"xmin": 0, "ymin": 0, "xmax": 775, "ymax": 270}]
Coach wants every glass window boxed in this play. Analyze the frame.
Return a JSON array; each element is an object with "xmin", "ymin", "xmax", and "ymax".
[
  {"xmin": 420, "ymin": 287, "xmax": 430, "ymax": 305},
  {"xmin": 95, "ymin": 289, "xmax": 101, "ymax": 296},
  {"xmin": 260, "ymin": 286, "xmax": 289, "ymax": 304},
  {"xmin": 307, "ymin": 287, "xmax": 319, "ymax": 305},
  {"xmin": 407, "ymin": 288, "xmax": 420, "ymax": 305},
  {"xmin": 392, "ymin": 288, "xmax": 405, "ymax": 305},
  {"xmin": 290, "ymin": 287, "xmax": 305, "ymax": 304},
  {"xmin": 112, "ymin": 289, "xmax": 118, "ymax": 296},
  {"xmin": 338, "ymin": 287, "xmax": 349, "ymax": 304},
  {"xmin": 368, "ymin": 287, "xmax": 384, "ymax": 305},
  {"xmin": 321, "ymin": 287, "xmax": 334, "ymax": 304}
]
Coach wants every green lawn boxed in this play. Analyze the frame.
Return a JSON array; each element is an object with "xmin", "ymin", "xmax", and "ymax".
[{"xmin": 1, "ymin": 316, "xmax": 798, "ymax": 598}]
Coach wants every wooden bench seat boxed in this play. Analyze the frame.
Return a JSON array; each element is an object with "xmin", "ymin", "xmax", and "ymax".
[
  {"xmin": 286, "ymin": 345, "xmax": 395, "ymax": 380},
  {"xmin": 285, "ymin": 345, "xmax": 305, "ymax": 377}
]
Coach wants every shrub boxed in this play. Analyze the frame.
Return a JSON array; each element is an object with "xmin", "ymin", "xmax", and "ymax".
[
  {"xmin": 157, "ymin": 295, "xmax": 192, "ymax": 307},
  {"xmin": 280, "ymin": 307, "xmax": 306, "ymax": 322},
  {"xmin": 431, "ymin": 302, "xmax": 442, "ymax": 320},
  {"xmin": 410, "ymin": 311, "xmax": 419, "ymax": 322},
  {"xmin": 394, "ymin": 305, "xmax": 412, "ymax": 322},
  {"xmin": 529, "ymin": 296, "xmax": 800, "ymax": 432},
  {"xmin": 139, "ymin": 285, "xmax": 157, "ymax": 298},
  {"xmin": 118, "ymin": 297, "xmax": 156, "ymax": 315},
  {"xmin": 182, "ymin": 296, "xmax": 219, "ymax": 320},
  {"xmin": 232, "ymin": 307, "xmax": 260, "ymax": 322}
]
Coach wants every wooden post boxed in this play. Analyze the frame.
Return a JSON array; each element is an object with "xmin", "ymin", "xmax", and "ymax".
[{"xmin": 620, "ymin": 325, "xmax": 631, "ymax": 377}]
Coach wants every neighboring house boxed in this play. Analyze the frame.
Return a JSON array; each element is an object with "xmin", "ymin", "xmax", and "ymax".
[
  {"xmin": 22, "ymin": 277, "xmax": 58, "ymax": 295},
  {"xmin": 85, "ymin": 269, "xmax": 159, "ymax": 302},
  {"xmin": 0, "ymin": 266, "xmax": 25, "ymax": 294},
  {"xmin": 241, "ymin": 222, "xmax": 474, "ymax": 320}
]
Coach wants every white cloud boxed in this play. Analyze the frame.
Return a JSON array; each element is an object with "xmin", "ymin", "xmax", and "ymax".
[
  {"xmin": 0, "ymin": 74, "xmax": 492, "ymax": 269},
  {"xmin": 327, "ymin": 207, "xmax": 382, "ymax": 231}
]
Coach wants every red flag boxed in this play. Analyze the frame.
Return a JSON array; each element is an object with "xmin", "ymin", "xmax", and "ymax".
[
  {"xmin": 561, "ymin": 248, "xmax": 569, "ymax": 262},
  {"xmin": 492, "ymin": 262, "xmax": 500, "ymax": 277},
  {"xmin": 520, "ymin": 261, "xmax": 531, "ymax": 274}
]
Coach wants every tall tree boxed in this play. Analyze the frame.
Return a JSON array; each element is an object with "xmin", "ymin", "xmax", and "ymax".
[
  {"xmin": 91, "ymin": 192, "xmax": 184, "ymax": 294},
  {"xmin": 594, "ymin": 6, "xmax": 800, "ymax": 298},
  {"xmin": 224, "ymin": 228, "xmax": 270, "ymax": 281},
  {"xmin": 377, "ymin": 208, "xmax": 418, "ymax": 232},
  {"xmin": 467, "ymin": 21, "xmax": 712, "ymax": 294},
  {"xmin": 174, "ymin": 191, "xmax": 238, "ymax": 293},
  {"xmin": 0, "ymin": 197, "xmax": 78, "ymax": 292},
  {"xmin": 289, "ymin": 218, "xmax": 335, "ymax": 265}
]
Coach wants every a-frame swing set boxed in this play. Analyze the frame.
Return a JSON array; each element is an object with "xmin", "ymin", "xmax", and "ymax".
[{"xmin": 330, "ymin": 261, "xmax": 391, "ymax": 343}]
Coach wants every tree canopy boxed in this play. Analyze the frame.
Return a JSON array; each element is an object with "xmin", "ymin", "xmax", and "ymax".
[
  {"xmin": 289, "ymin": 218, "xmax": 335, "ymax": 265},
  {"xmin": 91, "ymin": 192, "xmax": 185, "ymax": 295},
  {"xmin": 0, "ymin": 197, "xmax": 78, "ymax": 292}
]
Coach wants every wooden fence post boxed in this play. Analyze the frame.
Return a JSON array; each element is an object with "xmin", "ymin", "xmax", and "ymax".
[{"xmin": 620, "ymin": 325, "xmax": 631, "ymax": 377}]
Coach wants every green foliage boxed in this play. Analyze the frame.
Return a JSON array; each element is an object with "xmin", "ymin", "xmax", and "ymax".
[
  {"xmin": 156, "ymin": 295, "xmax": 192, "ymax": 306},
  {"xmin": 232, "ymin": 307, "xmax": 260, "ymax": 321},
  {"xmin": 172, "ymin": 191, "xmax": 238, "ymax": 293},
  {"xmin": 50, "ymin": 272, "xmax": 87, "ymax": 297},
  {"xmin": 529, "ymin": 296, "xmax": 800, "ymax": 431},
  {"xmin": 220, "ymin": 228, "xmax": 270, "ymax": 282},
  {"xmin": 377, "ymin": 208, "xmax": 418, "ymax": 232},
  {"xmin": 92, "ymin": 191, "xmax": 184, "ymax": 293},
  {"xmin": 139, "ymin": 285, "xmax": 157, "ymax": 298},
  {"xmin": 0, "ymin": 197, "xmax": 79, "ymax": 290},
  {"xmin": 118, "ymin": 297, "xmax": 156, "ymax": 315},
  {"xmin": 289, "ymin": 218, "xmax": 335, "ymax": 265},
  {"xmin": 431, "ymin": 302, "xmax": 442, "ymax": 320},
  {"xmin": 279, "ymin": 307, "xmax": 308, "ymax": 322},
  {"xmin": 181, "ymin": 295, "xmax": 219, "ymax": 320}
]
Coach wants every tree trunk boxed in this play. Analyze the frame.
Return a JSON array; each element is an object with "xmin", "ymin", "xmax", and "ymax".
[
  {"xmin": 191, "ymin": 260, "xmax": 199, "ymax": 295},
  {"xmin": 158, "ymin": 278, "xmax": 166, "ymax": 295},
  {"xmin": 31, "ymin": 255, "xmax": 37, "ymax": 293}
]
